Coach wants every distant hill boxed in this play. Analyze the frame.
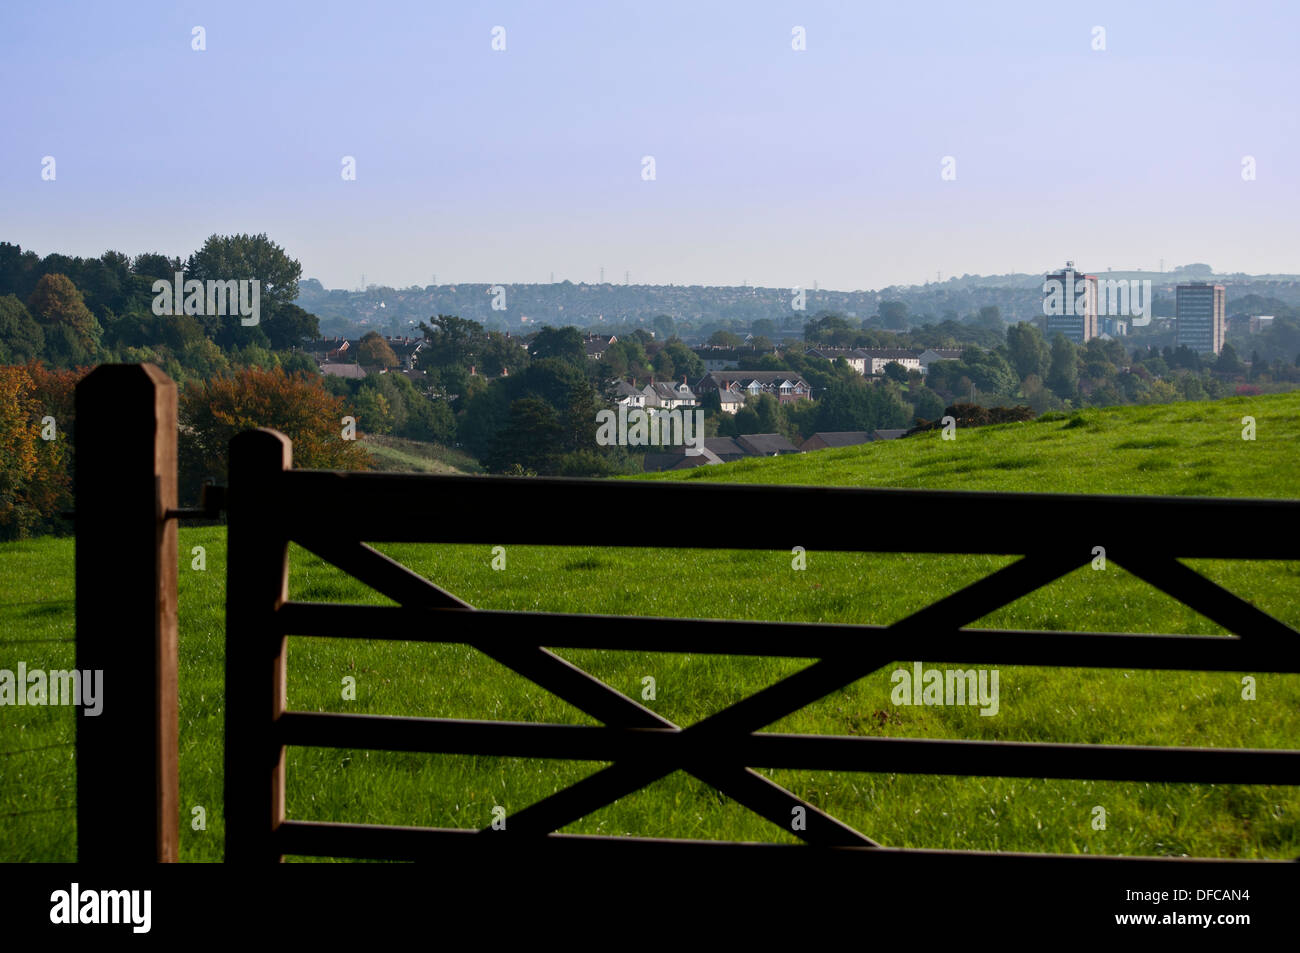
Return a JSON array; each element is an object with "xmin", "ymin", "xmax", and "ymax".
[{"xmin": 297, "ymin": 270, "xmax": 1300, "ymax": 339}]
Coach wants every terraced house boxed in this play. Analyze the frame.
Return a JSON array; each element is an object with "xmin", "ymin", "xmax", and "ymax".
[
  {"xmin": 804, "ymin": 346, "xmax": 868, "ymax": 375},
  {"xmin": 694, "ymin": 370, "xmax": 813, "ymax": 406},
  {"xmin": 857, "ymin": 347, "xmax": 922, "ymax": 376}
]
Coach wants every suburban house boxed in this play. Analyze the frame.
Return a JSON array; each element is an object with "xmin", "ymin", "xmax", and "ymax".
[
  {"xmin": 642, "ymin": 446, "xmax": 723, "ymax": 471},
  {"xmin": 694, "ymin": 371, "xmax": 812, "ymax": 405},
  {"xmin": 859, "ymin": 348, "xmax": 923, "ymax": 376},
  {"xmin": 805, "ymin": 347, "xmax": 868, "ymax": 375},
  {"xmin": 584, "ymin": 333, "xmax": 618, "ymax": 360},
  {"xmin": 366, "ymin": 335, "xmax": 426, "ymax": 370},
  {"xmin": 917, "ymin": 348, "xmax": 965, "ymax": 374},
  {"xmin": 643, "ymin": 379, "xmax": 698, "ymax": 409},
  {"xmin": 695, "ymin": 436, "xmax": 750, "ymax": 462},
  {"xmin": 611, "ymin": 380, "xmax": 647, "ymax": 409},
  {"xmin": 799, "ymin": 431, "xmax": 874, "ymax": 451},
  {"xmin": 715, "ymin": 389, "xmax": 746, "ymax": 414},
  {"xmin": 735, "ymin": 433, "xmax": 802, "ymax": 456}
]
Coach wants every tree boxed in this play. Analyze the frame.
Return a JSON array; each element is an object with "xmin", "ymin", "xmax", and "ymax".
[
  {"xmin": 662, "ymin": 337, "xmax": 704, "ymax": 382},
  {"xmin": 0, "ymin": 242, "xmax": 41, "ymax": 301},
  {"xmin": 419, "ymin": 314, "xmax": 487, "ymax": 371},
  {"xmin": 972, "ymin": 305, "xmax": 1003, "ymax": 330},
  {"xmin": 1214, "ymin": 342, "xmax": 1245, "ymax": 377},
  {"xmin": 482, "ymin": 397, "xmax": 564, "ymax": 473},
  {"xmin": 813, "ymin": 378, "xmax": 874, "ymax": 431},
  {"xmin": 883, "ymin": 361, "xmax": 909, "ymax": 384},
  {"xmin": 732, "ymin": 392, "xmax": 781, "ymax": 435},
  {"xmin": 178, "ymin": 367, "xmax": 369, "ymax": 503},
  {"xmin": 184, "ymin": 233, "xmax": 303, "ymax": 332},
  {"xmin": 261, "ymin": 302, "xmax": 320, "ymax": 350},
  {"xmin": 27, "ymin": 274, "xmax": 100, "ymax": 365},
  {"xmin": 132, "ymin": 252, "xmax": 183, "ymax": 282},
  {"xmin": 803, "ymin": 313, "xmax": 852, "ymax": 344},
  {"xmin": 610, "ymin": 337, "xmax": 651, "ymax": 380},
  {"xmin": 652, "ymin": 314, "xmax": 675, "ymax": 339},
  {"xmin": 910, "ymin": 387, "xmax": 946, "ymax": 422},
  {"xmin": 928, "ymin": 349, "xmax": 1017, "ymax": 398},
  {"xmin": 0, "ymin": 365, "xmax": 47, "ymax": 539},
  {"xmin": 1047, "ymin": 334, "xmax": 1079, "ymax": 400},
  {"xmin": 0, "ymin": 295, "xmax": 45, "ymax": 364},
  {"xmin": 28, "ymin": 273, "xmax": 96, "ymax": 340},
  {"xmin": 879, "ymin": 301, "xmax": 909, "ymax": 330},
  {"xmin": 0, "ymin": 364, "xmax": 80, "ymax": 540},
  {"xmin": 351, "ymin": 386, "xmax": 393, "ymax": 433},
  {"xmin": 357, "ymin": 331, "xmax": 399, "ymax": 367},
  {"xmin": 1006, "ymin": 322, "xmax": 1050, "ymax": 381},
  {"xmin": 708, "ymin": 330, "xmax": 743, "ymax": 348},
  {"xmin": 1169, "ymin": 345, "xmax": 1201, "ymax": 371},
  {"xmin": 478, "ymin": 330, "xmax": 528, "ymax": 377},
  {"xmin": 651, "ymin": 349, "xmax": 675, "ymax": 381},
  {"xmin": 528, "ymin": 325, "xmax": 586, "ymax": 366}
]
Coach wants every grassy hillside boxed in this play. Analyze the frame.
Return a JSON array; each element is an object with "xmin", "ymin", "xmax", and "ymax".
[
  {"xmin": 2, "ymin": 393, "xmax": 1297, "ymax": 861},
  {"xmin": 362, "ymin": 434, "xmax": 479, "ymax": 474},
  {"xmin": 645, "ymin": 392, "xmax": 1300, "ymax": 496}
]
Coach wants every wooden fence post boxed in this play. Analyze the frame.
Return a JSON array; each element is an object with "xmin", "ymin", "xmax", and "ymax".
[
  {"xmin": 224, "ymin": 428, "xmax": 292, "ymax": 862},
  {"xmin": 75, "ymin": 363, "xmax": 179, "ymax": 862}
]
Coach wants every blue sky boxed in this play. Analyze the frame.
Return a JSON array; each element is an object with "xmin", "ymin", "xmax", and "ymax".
[{"xmin": 2, "ymin": 0, "xmax": 1296, "ymax": 291}]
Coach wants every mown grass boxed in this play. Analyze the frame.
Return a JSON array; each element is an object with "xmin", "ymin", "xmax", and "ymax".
[{"xmin": 2, "ymin": 392, "xmax": 1298, "ymax": 861}]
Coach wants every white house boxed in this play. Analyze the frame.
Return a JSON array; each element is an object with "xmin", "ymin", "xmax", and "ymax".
[
  {"xmin": 860, "ymin": 348, "xmax": 923, "ymax": 376},
  {"xmin": 611, "ymin": 380, "xmax": 646, "ymax": 409},
  {"xmin": 716, "ymin": 388, "xmax": 746, "ymax": 414},
  {"xmin": 643, "ymin": 380, "xmax": 698, "ymax": 409}
]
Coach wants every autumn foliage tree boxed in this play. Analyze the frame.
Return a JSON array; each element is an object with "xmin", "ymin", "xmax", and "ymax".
[
  {"xmin": 356, "ymin": 330, "xmax": 399, "ymax": 367},
  {"xmin": 0, "ymin": 363, "xmax": 82, "ymax": 539},
  {"xmin": 179, "ymin": 367, "xmax": 369, "ymax": 503},
  {"xmin": 27, "ymin": 273, "xmax": 101, "ymax": 366}
]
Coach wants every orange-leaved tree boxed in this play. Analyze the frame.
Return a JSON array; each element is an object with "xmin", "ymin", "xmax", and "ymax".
[
  {"xmin": 0, "ymin": 363, "xmax": 81, "ymax": 539},
  {"xmin": 179, "ymin": 366, "xmax": 369, "ymax": 503}
]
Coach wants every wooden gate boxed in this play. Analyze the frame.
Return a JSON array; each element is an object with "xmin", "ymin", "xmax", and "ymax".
[{"xmin": 221, "ymin": 427, "xmax": 1300, "ymax": 864}]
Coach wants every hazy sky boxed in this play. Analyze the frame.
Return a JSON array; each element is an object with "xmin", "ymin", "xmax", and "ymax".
[{"xmin": 2, "ymin": 1, "xmax": 1296, "ymax": 291}]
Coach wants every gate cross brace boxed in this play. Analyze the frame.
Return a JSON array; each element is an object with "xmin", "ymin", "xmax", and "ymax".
[
  {"xmin": 503, "ymin": 549, "xmax": 1094, "ymax": 837},
  {"xmin": 296, "ymin": 537, "xmax": 876, "ymax": 847}
]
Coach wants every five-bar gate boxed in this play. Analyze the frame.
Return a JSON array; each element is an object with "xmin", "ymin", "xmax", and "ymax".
[{"xmin": 222, "ymin": 426, "xmax": 1300, "ymax": 864}]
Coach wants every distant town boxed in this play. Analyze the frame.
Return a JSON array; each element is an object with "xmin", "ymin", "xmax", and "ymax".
[
  {"xmin": 3, "ymin": 236, "xmax": 1298, "ymax": 509},
  {"xmin": 295, "ymin": 260, "xmax": 1296, "ymax": 473}
]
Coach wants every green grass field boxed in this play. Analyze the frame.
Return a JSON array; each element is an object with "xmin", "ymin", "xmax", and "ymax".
[{"xmin": 2, "ymin": 392, "xmax": 1298, "ymax": 861}]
